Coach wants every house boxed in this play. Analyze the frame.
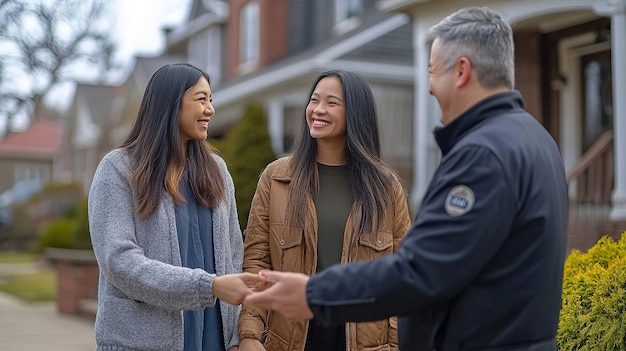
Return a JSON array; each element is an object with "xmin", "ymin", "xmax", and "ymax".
[
  {"xmin": 165, "ymin": 0, "xmax": 415, "ymax": 183},
  {"xmin": 379, "ymin": 0, "xmax": 626, "ymax": 251},
  {"xmin": 0, "ymin": 116, "xmax": 62, "ymax": 196},
  {"xmin": 56, "ymin": 83, "xmax": 118, "ymax": 195}
]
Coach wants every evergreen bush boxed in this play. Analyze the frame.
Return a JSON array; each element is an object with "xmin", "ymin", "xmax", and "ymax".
[
  {"xmin": 558, "ymin": 233, "xmax": 626, "ymax": 350},
  {"xmin": 220, "ymin": 102, "xmax": 276, "ymax": 230},
  {"xmin": 71, "ymin": 198, "xmax": 92, "ymax": 250},
  {"xmin": 36, "ymin": 218, "xmax": 77, "ymax": 253}
]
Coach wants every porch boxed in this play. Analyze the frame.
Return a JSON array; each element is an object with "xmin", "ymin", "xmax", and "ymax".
[{"xmin": 566, "ymin": 130, "xmax": 626, "ymax": 252}]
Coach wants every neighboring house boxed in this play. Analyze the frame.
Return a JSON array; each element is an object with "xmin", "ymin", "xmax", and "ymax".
[
  {"xmin": 0, "ymin": 117, "xmax": 62, "ymax": 196},
  {"xmin": 379, "ymin": 0, "xmax": 626, "ymax": 250},
  {"xmin": 56, "ymin": 83, "xmax": 117, "ymax": 195},
  {"xmin": 106, "ymin": 55, "xmax": 186, "ymax": 147}
]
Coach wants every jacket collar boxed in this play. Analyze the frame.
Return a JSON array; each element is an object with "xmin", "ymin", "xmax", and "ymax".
[
  {"xmin": 270, "ymin": 156, "xmax": 294, "ymax": 183},
  {"xmin": 433, "ymin": 91, "xmax": 524, "ymax": 156}
]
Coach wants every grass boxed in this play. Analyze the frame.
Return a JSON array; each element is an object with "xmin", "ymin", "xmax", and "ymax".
[
  {"xmin": 0, "ymin": 251, "xmax": 56, "ymax": 302},
  {"xmin": 0, "ymin": 269, "xmax": 57, "ymax": 302},
  {"xmin": 0, "ymin": 252, "xmax": 37, "ymax": 263}
]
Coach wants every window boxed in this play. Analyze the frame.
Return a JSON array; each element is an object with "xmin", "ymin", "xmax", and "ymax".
[
  {"xmin": 239, "ymin": 2, "xmax": 259, "ymax": 66},
  {"xmin": 335, "ymin": 0, "xmax": 361, "ymax": 24},
  {"xmin": 14, "ymin": 164, "xmax": 48, "ymax": 184},
  {"xmin": 334, "ymin": 0, "xmax": 361, "ymax": 35}
]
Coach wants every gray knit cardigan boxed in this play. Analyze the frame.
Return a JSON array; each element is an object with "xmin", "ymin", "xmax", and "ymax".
[{"xmin": 88, "ymin": 148, "xmax": 243, "ymax": 351}]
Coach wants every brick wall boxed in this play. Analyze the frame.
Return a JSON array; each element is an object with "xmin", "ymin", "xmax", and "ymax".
[{"xmin": 226, "ymin": 0, "xmax": 289, "ymax": 78}]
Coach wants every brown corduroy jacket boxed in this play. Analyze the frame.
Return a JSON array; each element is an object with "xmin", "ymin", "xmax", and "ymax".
[{"xmin": 239, "ymin": 157, "xmax": 412, "ymax": 351}]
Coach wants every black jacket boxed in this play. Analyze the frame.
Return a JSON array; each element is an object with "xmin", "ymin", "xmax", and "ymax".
[{"xmin": 306, "ymin": 91, "xmax": 568, "ymax": 351}]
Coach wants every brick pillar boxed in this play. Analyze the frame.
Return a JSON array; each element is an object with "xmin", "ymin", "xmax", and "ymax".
[
  {"xmin": 45, "ymin": 248, "xmax": 99, "ymax": 316},
  {"xmin": 56, "ymin": 261, "xmax": 99, "ymax": 315}
]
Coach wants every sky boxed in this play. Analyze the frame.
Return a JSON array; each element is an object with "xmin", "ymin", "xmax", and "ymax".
[
  {"xmin": 110, "ymin": 0, "xmax": 191, "ymax": 77},
  {"xmin": 2, "ymin": 0, "xmax": 191, "ymax": 132},
  {"xmin": 46, "ymin": 0, "xmax": 191, "ymax": 112}
]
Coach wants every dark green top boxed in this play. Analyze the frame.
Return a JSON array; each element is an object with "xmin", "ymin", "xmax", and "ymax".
[
  {"xmin": 306, "ymin": 163, "xmax": 353, "ymax": 351},
  {"xmin": 314, "ymin": 163, "xmax": 353, "ymax": 272}
]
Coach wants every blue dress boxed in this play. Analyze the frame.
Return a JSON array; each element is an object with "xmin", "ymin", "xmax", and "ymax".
[{"xmin": 175, "ymin": 171, "xmax": 226, "ymax": 351}]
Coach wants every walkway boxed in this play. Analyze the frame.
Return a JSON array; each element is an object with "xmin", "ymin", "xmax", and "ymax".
[
  {"xmin": 0, "ymin": 292, "xmax": 95, "ymax": 350},
  {"xmin": 0, "ymin": 261, "xmax": 95, "ymax": 350}
]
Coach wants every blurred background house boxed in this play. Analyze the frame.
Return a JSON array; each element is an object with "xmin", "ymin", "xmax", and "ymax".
[{"xmin": 2, "ymin": 0, "xmax": 624, "ymax": 253}]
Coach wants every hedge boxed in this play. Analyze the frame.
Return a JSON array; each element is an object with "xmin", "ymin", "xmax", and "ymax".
[{"xmin": 558, "ymin": 233, "xmax": 626, "ymax": 350}]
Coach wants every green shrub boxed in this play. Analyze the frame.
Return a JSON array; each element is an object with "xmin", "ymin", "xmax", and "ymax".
[
  {"xmin": 72, "ymin": 197, "xmax": 92, "ymax": 250},
  {"xmin": 558, "ymin": 233, "xmax": 626, "ymax": 350},
  {"xmin": 36, "ymin": 218, "xmax": 77, "ymax": 253},
  {"xmin": 219, "ymin": 102, "xmax": 276, "ymax": 230}
]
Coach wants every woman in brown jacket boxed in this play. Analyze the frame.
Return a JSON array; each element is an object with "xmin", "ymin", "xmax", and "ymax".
[{"xmin": 239, "ymin": 70, "xmax": 412, "ymax": 351}]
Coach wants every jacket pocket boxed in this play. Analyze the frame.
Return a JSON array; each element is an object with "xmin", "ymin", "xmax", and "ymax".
[
  {"xmin": 358, "ymin": 230, "xmax": 393, "ymax": 258},
  {"xmin": 270, "ymin": 224, "xmax": 305, "ymax": 271},
  {"xmin": 355, "ymin": 319, "xmax": 392, "ymax": 350}
]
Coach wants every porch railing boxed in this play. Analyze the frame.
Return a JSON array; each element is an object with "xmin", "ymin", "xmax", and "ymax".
[{"xmin": 566, "ymin": 130, "xmax": 614, "ymax": 204}]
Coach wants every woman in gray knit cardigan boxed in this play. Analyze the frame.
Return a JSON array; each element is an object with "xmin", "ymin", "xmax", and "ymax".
[{"xmin": 88, "ymin": 63, "xmax": 262, "ymax": 351}]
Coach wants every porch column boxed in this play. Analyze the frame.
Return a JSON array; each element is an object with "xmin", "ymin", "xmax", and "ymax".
[
  {"xmin": 610, "ymin": 4, "xmax": 626, "ymax": 220},
  {"xmin": 603, "ymin": 1, "xmax": 626, "ymax": 220},
  {"xmin": 410, "ymin": 23, "xmax": 439, "ymax": 212},
  {"xmin": 267, "ymin": 99, "xmax": 285, "ymax": 156}
]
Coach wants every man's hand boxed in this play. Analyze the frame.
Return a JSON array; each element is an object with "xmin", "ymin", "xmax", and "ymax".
[
  {"xmin": 244, "ymin": 270, "xmax": 313, "ymax": 320},
  {"xmin": 213, "ymin": 273, "xmax": 266, "ymax": 305}
]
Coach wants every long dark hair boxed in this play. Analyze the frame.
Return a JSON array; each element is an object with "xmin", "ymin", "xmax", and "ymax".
[
  {"xmin": 120, "ymin": 63, "xmax": 224, "ymax": 218},
  {"xmin": 286, "ymin": 69, "xmax": 400, "ymax": 233}
]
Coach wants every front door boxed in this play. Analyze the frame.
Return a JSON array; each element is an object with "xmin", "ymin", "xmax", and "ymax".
[{"xmin": 580, "ymin": 50, "xmax": 613, "ymax": 152}]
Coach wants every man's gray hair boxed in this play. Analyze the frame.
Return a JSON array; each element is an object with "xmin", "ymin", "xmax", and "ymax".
[{"xmin": 427, "ymin": 7, "xmax": 515, "ymax": 90}]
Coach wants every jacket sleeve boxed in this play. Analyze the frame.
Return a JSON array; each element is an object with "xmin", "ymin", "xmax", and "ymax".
[
  {"xmin": 307, "ymin": 145, "xmax": 517, "ymax": 324},
  {"xmin": 238, "ymin": 165, "xmax": 273, "ymax": 341},
  {"xmin": 389, "ymin": 177, "xmax": 412, "ymax": 350}
]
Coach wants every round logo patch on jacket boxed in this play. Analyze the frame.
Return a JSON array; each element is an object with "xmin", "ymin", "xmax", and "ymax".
[{"xmin": 445, "ymin": 185, "xmax": 475, "ymax": 217}]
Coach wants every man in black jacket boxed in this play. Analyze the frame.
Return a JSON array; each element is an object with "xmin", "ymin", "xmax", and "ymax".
[{"xmin": 244, "ymin": 7, "xmax": 568, "ymax": 351}]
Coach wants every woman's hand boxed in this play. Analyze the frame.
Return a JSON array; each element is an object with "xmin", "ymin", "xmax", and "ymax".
[
  {"xmin": 213, "ymin": 273, "xmax": 265, "ymax": 305},
  {"xmin": 239, "ymin": 338, "xmax": 266, "ymax": 351}
]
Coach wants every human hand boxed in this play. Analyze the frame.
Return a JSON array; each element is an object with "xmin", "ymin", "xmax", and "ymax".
[
  {"xmin": 244, "ymin": 270, "xmax": 313, "ymax": 319},
  {"xmin": 213, "ymin": 273, "xmax": 266, "ymax": 305},
  {"xmin": 228, "ymin": 347, "xmax": 239, "ymax": 351},
  {"xmin": 239, "ymin": 338, "xmax": 266, "ymax": 351}
]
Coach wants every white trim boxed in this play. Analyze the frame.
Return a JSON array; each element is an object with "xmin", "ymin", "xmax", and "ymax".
[
  {"xmin": 318, "ymin": 14, "xmax": 410, "ymax": 63},
  {"xmin": 377, "ymin": 0, "xmax": 432, "ymax": 13},
  {"xmin": 318, "ymin": 60, "xmax": 414, "ymax": 82}
]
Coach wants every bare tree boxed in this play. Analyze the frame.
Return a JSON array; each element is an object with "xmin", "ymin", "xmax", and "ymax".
[{"xmin": 0, "ymin": 0, "xmax": 116, "ymax": 130}]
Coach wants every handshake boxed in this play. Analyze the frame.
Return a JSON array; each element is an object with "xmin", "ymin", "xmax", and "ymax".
[{"xmin": 212, "ymin": 270, "xmax": 314, "ymax": 320}]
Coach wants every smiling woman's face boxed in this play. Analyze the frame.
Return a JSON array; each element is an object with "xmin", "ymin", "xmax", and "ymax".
[
  {"xmin": 179, "ymin": 76, "xmax": 214, "ymax": 144},
  {"xmin": 306, "ymin": 76, "xmax": 347, "ymax": 143}
]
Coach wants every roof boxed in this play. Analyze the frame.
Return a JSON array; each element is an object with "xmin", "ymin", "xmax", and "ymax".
[{"xmin": 0, "ymin": 119, "xmax": 63, "ymax": 159}]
